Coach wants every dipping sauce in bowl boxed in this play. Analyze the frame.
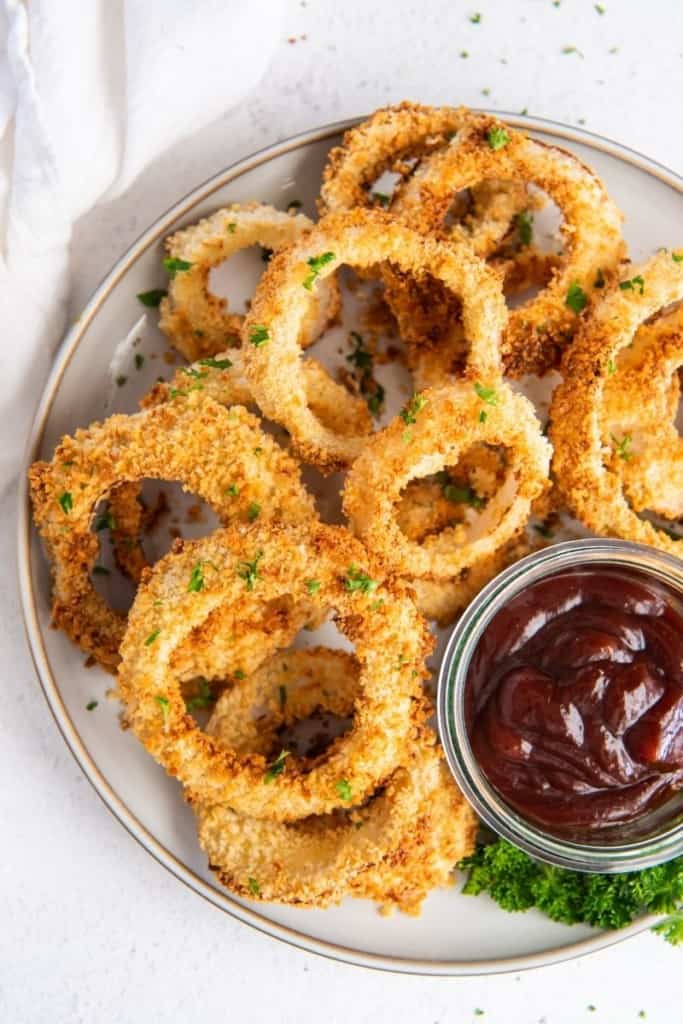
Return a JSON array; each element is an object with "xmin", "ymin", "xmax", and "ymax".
[
  {"xmin": 438, "ymin": 539, "xmax": 683, "ymax": 871},
  {"xmin": 466, "ymin": 568, "xmax": 683, "ymax": 836}
]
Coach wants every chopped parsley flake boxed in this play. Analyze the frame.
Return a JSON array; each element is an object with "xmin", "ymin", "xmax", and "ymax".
[
  {"xmin": 305, "ymin": 579, "xmax": 321, "ymax": 595},
  {"xmin": 155, "ymin": 695, "xmax": 170, "ymax": 721},
  {"xmin": 516, "ymin": 210, "xmax": 533, "ymax": 246},
  {"xmin": 186, "ymin": 678, "xmax": 215, "ymax": 712},
  {"xmin": 247, "ymin": 501, "xmax": 261, "ymax": 522},
  {"xmin": 673, "ymin": 252, "xmax": 683, "ymax": 263},
  {"xmin": 611, "ymin": 433, "xmax": 632, "ymax": 461},
  {"xmin": 346, "ymin": 332, "xmax": 385, "ymax": 416},
  {"xmin": 566, "ymin": 281, "xmax": 588, "ymax": 314},
  {"xmin": 227, "ymin": 222, "xmax": 237, "ymax": 233},
  {"xmin": 199, "ymin": 356, "xmax": 232, "ymax": 370},
  {"xmin": 344, "ymin": 565, "xmax": 377, "ymax": 595},
  {"xmin": 443, "ymin": 481, "xmax": 485, "ymax": 509},
  {"xmin": 486, "ymin": 126, "xmax": 510, "ymax": 150},
  {"xmin": 59, "ymin": 491, "xmax": 73, "ymax": 514},
  {"xmin": 619, "ymin": 274, "xmax": 645, "ymax": 295},
  {"xmin": 371, "ymin": 191, "xmax": 391, "ymax": 207},
  {"xmin": 163, "ymin": 257, "xmax": 193, "ymax": 277},
  {"xmin": 607, "ymin": 358, "xmax": 616, "ymax": 375},
  {"xmin": 248, "ymin": 877, "xmax": 260, "ymax": 895},
  {"xmin": 264, "ymin": 748, "xmax": 290, "ymax": 783},
  {"xmin": 302, "ymin": 251, "xmax": 335, "ymax": 290},
  {"xmin": 474, "ymin": 382, "xmax": 498, "ymax": 406},
  {"xmin": 86, "ymin": 700, "xmax": 98, "ymax": 711},
  {"xmin": 233, "ymin": 669, "xmax": 245, "ymax": 680},
  {"xmin": 479, "ymin": 410, "xmax": 487, "ymax": 423},
  {"xmin": 336, "ymin": 779, "xmax": 352, "ymax": 801},
  {"xmin": 134, "ymin": 353, "xmax": 144, "ymax": 370},
  {"xmin": 249, "ymin": 325, "xmax": 270, "ymax": 347},
  {"xmin": 400, "ymin": 392, "xmax": 428, "ymax": 425},
  {"xmin": 145, "ymin": 629, "xmax": 160, "ymax": 646},
  {"xmin": 562, "ymin": 46, "xmax": 584, "ymax": 58},
  {"xmin": 237, "ymin": 550, "xmax": 264, "ymax": 591},
  {"xmin": 225, "ymin": 483, "xmax": 240, "ymax": 497},
  {"xmin": 469, "ymin": 12, "xmax": 482, "ymax": 22},
  {"xmin": 187, "ymin": 560, "xmax": 217, "ymax": 593},
  {"xmin": 595, "ymin": 2, "xmax": 606, "ymax": 11},
  {"xmin": 460, "ymin": 50, "xmax": 469, "ymax": 58},
  {"xmin": 137, "ymin": 289, "xmax": 167, "ymax": 307}
]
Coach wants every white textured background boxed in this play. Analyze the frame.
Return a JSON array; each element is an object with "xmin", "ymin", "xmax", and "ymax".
[{"xmin": 3, "ymin": 1, "xmax": 683, "ymax": 1021}]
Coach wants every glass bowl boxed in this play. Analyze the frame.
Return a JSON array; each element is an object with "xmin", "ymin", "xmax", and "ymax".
[{"xmin": 437, "ymin": 538, "xmax": 683, "ymax": 873}]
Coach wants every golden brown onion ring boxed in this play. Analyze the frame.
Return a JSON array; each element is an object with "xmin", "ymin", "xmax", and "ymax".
[
  {"xmin": 159, "ymin": 203, "xmax": 340, "ymax": 361},
  {"xmin": 343, "ymin": 382, "xmax": 551, "ymax": 581},
  {"xmin": 117, "ymin": 522, "xmax": 431, "ymax": 819},
  {"xmin": 550, "ymin": 250, "xmax": 683, "ymax": 551},
  {"xmin": 603, "ymin": 302, "xmax": 683, "ymax": 519},
  {"xmin": 195, "ymin": 647, "xmax": 475, "ymax": 911},
  {"xmin": 319, "ymin": 101, "xmax": 529, "ymax": 258},
  {"xmin": 243, "ymin": 208, "xmax": 507, "ymax": 472},
  {"xmin": 393, "ymin": 113, "xmax": 626, "ymax": 377},
  {"xmin": 28, "ymin": 393, "xmax": 313, "ymax": 671}
]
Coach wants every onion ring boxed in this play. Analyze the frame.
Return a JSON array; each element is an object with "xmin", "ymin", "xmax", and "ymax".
[
  {"xmin": 243, "ymin": 208, "xmax": 507, "ymax": 472},
  {"xmin": 319, "ymin": 101, "xmax": 530, "ymax": 258},
  {"xmin": 117, "ymin": 521, "xmax": 431, "ymax": 819},
  {"xmin": 603, "ymin": 302, "xmax": 683, "ymax": 519},
  {"xmin": 159, "ymin": 203, "xmax": 340, "ymax": 361},
  {"xmin": 392, "ymin": 112, "xmax": 626, "ymax": 376},
  {"xmin": 550, "ymin": 250, "xmax": 683, "ymax": 552},
  {"xmin": 195, "ymin": 647, "xmax": 475, "ymax": 911},
  {"xmin": 28, "ymin": 392, "xmax": 314, "ymax": 671},
  {"xmin": 142, "ymin": 346, "xmax": 371, "ymax": 441},
  {"xmin": 343, "ymin": 382, "xmax": 551, "ymax": 581}
]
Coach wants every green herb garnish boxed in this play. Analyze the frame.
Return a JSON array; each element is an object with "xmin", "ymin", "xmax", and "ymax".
[
  {"xmin": 619, "ymin": 274, "xmax": 645, "ymax": 295},
  {"xmin": 249, "ymin": 325, "xmax": 270, "ymax": 347},
  {"xmin": 247, "ymin": 501, "xmax": 261, "ymax": 522},
  {"xmin": 145, "ymin": 629, "xmax": 160, "ymax": 646},
  {"xmin": 516, "ymin": 210, "xmax": 533, "ymax": 246},
  {"xmin": 611, "ymin": 433, "xmax": 632, "ymax": 461},
  {"xmin": 474, "ymin": 381, "xmax": 498, "ymax": 406},
  {"xmin": 137, "ymin": 289, "xmax": 167, "ymax": 307},
  {"xmin": 302, "ymin": 251, "xmax": 335, "ymax": 290},
  {"xmin": 336, "ymin": 779, "xmax": 352, "ymax": 801},
  {"xmin": 163, "ymin": 257, "xmax": 193, "ymax": 278},
  {"xmin": 305, "ymin": 579, "xmax": 321, "ymax": 595},
  {"xmin": 486, "ymin": 126, "xmax": 510, "ymax": 151},
  {"xmin": 155, "ymin": 695, "xmax": 170, "ymax": 721},
  {"xmin": 400, "ymin": 392, "xmax": 427, "ymax": 425},
  {"xmin": 458, "ymin": 838, "xmax": 683, "ymax": 942},
  {"xmin": 566, "ymin": 281, "xmax": 588, "ymax": 314},
  {"xmin": 248, "ymin": 877, "xmax": 260, "ymax": 895},
  {"xmin": 199, "ymin": 356, "xmax": 232, "ymax": 370},
  {"xmin": 344, "ymin": 565, "xmax": 377, "ymax": 595},
  {"xmin": 86, "ymin": 700, "xmax": 98, "ymax": 711},
  {"xmin": 59, "ymin": 491, "xmax": 73, "ymax": 514},
  {"xmin": 186, "ymin": 678, "xmax": 215, "ymax": 712},
  {"xmin": 237, "ymin": 550, "xmax": 264, "ymax": 591},
  {"xmin": 264, "ymin": 749, "xmax": 290, "ymax": 783}
]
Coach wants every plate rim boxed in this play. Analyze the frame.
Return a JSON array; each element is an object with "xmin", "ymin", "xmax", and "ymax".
[{"xmin": 17, "ymin": 112, "xmax": 683, "ymax": 978}]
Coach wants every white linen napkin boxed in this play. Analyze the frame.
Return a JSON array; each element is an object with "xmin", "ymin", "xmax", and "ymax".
[{"xmin": 0, "ymin": 0, "xmax": 284, "ymax": 489}]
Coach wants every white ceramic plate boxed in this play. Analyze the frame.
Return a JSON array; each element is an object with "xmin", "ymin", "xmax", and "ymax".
[{"xmin": 18, "ymin": 115, "xmax": 682, "ymax": 976}]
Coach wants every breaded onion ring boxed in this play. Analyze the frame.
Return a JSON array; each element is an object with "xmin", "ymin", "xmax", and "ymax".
[
  {"xmin": 603, "ymin": 303, "xmax": 683, "ymax": 519},
  {"xmin": 320, "ymin": 101, "xmax": 529, "ymax": 258},
  {"xmin": 343, "ymin": 382, "xmax": 551, "ymax": 581},
  {"xmin": 142, "ymin": 347, "xmax": 371, "ymax": 440},
  {"xmin": 243, "ymin": 208, "xmax": 507, "ymax": 472},
  {"xmin": 159, "ymin": 203, "xmax": 340, "ymax": 361},
  {"xmin": 551, "ymin": 250, "xmax": 683, "ymax": 552},
  {"xmin": 28, "ymin": 393, "xmax": 313, "ymax": 671},
  {"xmin": 195, "ymin": 648, "xmax": 475, "ymax": 910},
  {"xmin": 393, "ymin": 113, "xmax": 626, "ymax": 376},
  {"xmin": 117, "ymin": 522, "xmax": 431, "ymax": 819}
]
